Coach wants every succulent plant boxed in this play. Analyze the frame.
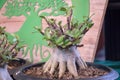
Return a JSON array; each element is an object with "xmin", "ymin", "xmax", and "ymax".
[
  {"xmin": 36, "ymin": 9, "xmax": 93, "ymax": 49},
  {"xmin": 36, "ymin": 8, "xmax": 94, "ymax": 79},
  {"xmin": 0, "ymin": 26, "xmax": 20, "ymax": 66}
]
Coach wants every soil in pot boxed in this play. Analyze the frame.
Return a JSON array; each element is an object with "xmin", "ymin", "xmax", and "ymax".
[
  {"xmin": 7, "ymin": 58, "xmax": 30, "ymax": 75},
  {"xmin": 8, "ymin": 59, "xmax": 25, "ymax": 70},
  {"xmin": 23, "ymin": 63, "xmax": 108, "ymax": 79}
]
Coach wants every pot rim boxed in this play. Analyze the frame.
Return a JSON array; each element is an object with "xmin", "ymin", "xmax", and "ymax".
[
  {"xmin": 13, "ymin": 62, "xmax": 119, "ymax": 80},
  {"xmin": 8, "ymin": 58, "xmax": 31, "ymax": 75}
]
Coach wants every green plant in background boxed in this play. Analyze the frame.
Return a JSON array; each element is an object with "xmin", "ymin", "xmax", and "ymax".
[
  {"xmin": 0, "ymin": 26, "xmax": 22, "ymax": 80},
  {"xmin": 36, "ymin": 8, "xmax": 93, "ymax": 78},
  {"xmin": 0, "ymin": 27, "xmax": 20, "ymax": 65},
  {"xmin": 4, "ymin": 0, "xmax": 68, "ymax": 62}
]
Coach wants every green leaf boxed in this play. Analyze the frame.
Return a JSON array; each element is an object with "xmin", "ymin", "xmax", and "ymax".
[
  {"xmin": 61, "ymin": 45, "xmax": 66, "ymax": 48},
  {"xmin": 45, "ymin": 33, "xmax": 51, "ymax": 39},
  {"xmin": 80, "ymin": 25, "xmax": 86, "ymax": 33},
  {"xmin": 64, "ymin": 41, "xmax": 72, "ymax": 46},
  {"xmin": 60, "ymin": 7, "xmax": 67, "ymax": 12},
  {"xmin": 74, "ymin": 32, "xmax": 80, "ymax": 38},
  {"xmin": 58, "ymin": 21, "xmax": 62, "ymax": 26},
  {"xmin": 64, "ymin": 39, "xmax": 69, "ymax": 44},
  {"xmin": 66, "ymin": 30, "xmax": 74, "ymax": 38},
  {"xmin": 73, "ymin": 39, "xmax": 80, "ymax": 45},
  {"xmin": 44, "ymin": 28, "xmax": 51, "ymax": 39},
  {"xmin": 71, "ymin": 28, "xmax": 78, "ymax": 37},
  {"xmin": 56, "ymin": 35, "xmax": 65, "ymax": 44},
  {"xmin": 58, "ymin": 42, "xmax": 64, "ymax": 46},
  {"xmin": 40, "ymin": 16, "xmax": 46, "ymax": 19},
  {"xmin": 1, "ymin": 54, "xmax": 7, "ymax": 61},
  {"xmin": 11, "ymin": 33, "xmax": 19, "ymax": 42}
]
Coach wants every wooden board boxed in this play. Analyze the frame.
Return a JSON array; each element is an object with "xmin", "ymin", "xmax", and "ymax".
[{"xmin": 0, "ymin": 0, "xmax": 108, "ymax": 62}]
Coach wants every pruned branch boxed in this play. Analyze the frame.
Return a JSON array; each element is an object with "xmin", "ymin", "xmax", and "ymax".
[
  {"xmin": 0, "ymin": 36, "xmax": 4, "ymax": 45},
  {"xmin": 76, "ymin": 44, "xmax": 84, "ymax": 47},
  {"xmin": 58, "ymin": 21, "xmax": 64, "ymax": 34},
  {"xmin": 38, "ymin": 30, "xmax": 44, "ymax": 35},
  {"xmin": 67, "ymin": 9, "xmax": 73, "ymax": 30},
  {"xmin": 34, "ymin": 27, "xmax": 44, "ymax": 35},
  {"xmin": 9, "ymin": 41, "xmax": 18, "ymax": 52},
  {"xmin": 40, "ymin": 16, "xmax": 56, "ymax": 29}
]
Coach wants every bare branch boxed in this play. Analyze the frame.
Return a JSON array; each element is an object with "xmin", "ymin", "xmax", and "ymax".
[
  {"xmin": 9, "ymin": 41, "xmax": 18, "ymax": 52},
  {"xmin": 67, "ymin": 9, "xmax": 73, "ymax": 30},
  {"xmin": 34, "ymin": 27, "xmax": 44, "ymax": 35},
  {"xmin": 58, "ymin": 21, "xmax": 64, "ymax": 34},
  {"xmin": 50, "ymin": 19, "xmax": 58, "ymax": 29},
  {"xmin": 40, "ymin": 16, "xmax": 56, "ymax": 29},
  {"xmin": 38, "ymin": 30, "xmax": 44, "ymax": 35},
  {"xmin": 0, "ymin": 36, "xmax": 5, "ymax": 46},
  {"xmin": 81, "ymin": 28, "xmax": 88, "ymax": 35},
  {"xmin": 76, "ymin": 44, "xmax": 84, "ymax": 47}
]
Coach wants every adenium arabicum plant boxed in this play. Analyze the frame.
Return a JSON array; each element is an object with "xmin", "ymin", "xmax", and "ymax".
[
  {"xmin": 35, "ymin": 8, "xmax": 94, "ymax": 79},
  {"xmin": 0, "ymin": 26, "xmax": 21, "ymax": 80},
  {"xmin": 0, "ymin": 26, "xmax": 22, "ymax": 66}
]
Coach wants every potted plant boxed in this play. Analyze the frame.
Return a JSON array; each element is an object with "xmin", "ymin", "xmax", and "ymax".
[
  {"xmin": 0, "ymin": 26, "xmax": 30, "ymax": 80},
  {"xmin": 0, "ymin": 26, "xmax": 19, "ymax": 80},
  {"xmin": 13, "ymin": 9, "xmax": 119, "ymax": 80},
  {"xmin": 8, "ymin": 58, "xmax": 30, "ymax": 77}
]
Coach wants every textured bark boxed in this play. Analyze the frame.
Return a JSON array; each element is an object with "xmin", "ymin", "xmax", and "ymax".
[{"xmin": 43, "ymin": 46, "xmax": 87, "ymax": 78}]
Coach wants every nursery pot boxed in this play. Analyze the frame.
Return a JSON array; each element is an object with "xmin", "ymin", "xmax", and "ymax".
[
  {"xmin": 13, "ymin": 62, "xmax": 119, "ymax": 80},
  {"xmin": 8, "ymin": 58, "xmax": 30, "ymax": 76}
]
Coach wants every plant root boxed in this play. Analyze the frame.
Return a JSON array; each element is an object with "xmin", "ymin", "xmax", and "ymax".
[{"xmin": 43, "ymin": 46, "xmax": 87, "ymax": 78}]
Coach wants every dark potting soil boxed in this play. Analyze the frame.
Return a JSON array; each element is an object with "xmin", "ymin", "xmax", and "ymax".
[
  {"xmin": 8, "ymin": 60, "xmax": 24, "ymax": 70},
  {"xmin": 23, "ymin": 65, "xmax": 108, "ymax": 79}
]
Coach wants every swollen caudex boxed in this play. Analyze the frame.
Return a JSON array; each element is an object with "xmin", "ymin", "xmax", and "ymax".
[{"xmin": 43, "ymin": 46, "xmax": 87, "ymax": 78}]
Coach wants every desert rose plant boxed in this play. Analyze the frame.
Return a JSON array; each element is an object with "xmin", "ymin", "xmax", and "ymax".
[
  {"xmin": 36, "ymin": 8, "xmax": 93, "ymax": 78},
  {"xmin": 0, "ymin": 27, "xmax": 21, "ymax": 80}
]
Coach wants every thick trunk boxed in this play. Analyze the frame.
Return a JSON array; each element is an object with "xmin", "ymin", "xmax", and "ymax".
[
  {"xmin": 43, "ymin": 46, "xmax": 87, "ymax": 78},
  {"xmin": 0, "ymin": 64, "xmax": 13, "ymax": 80}
]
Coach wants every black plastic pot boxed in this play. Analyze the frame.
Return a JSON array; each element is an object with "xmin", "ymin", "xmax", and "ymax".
[
  {"xmin": 8, "ymin": 58, "xmax": 31, "ymax": 76},
  {"xmin": 13, "ymin": 62, "xmax": 119, "ymax": 80}
]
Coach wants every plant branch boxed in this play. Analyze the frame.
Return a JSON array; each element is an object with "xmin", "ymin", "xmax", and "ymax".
[
  {"xmin": 34, "ymin": 27, "xmax": 44, "ymax": 35},
  {"xmin": 9, "ymin": 41, "xmax": 18, "ymax": 52},
  {"xmin": 40, "ymin": 16, "xmax": 56, "ymax": 29},
  {"xmin": 0, "ymin": 36, "xmax": 5, "ymax": 45},
  {"xmin": 58, "ymin": 21, "xmax": 64, "ymax": 34},
  {"xmin": 76, "ymin": 44, "xmax": 84, "ymax": 47},
  {"xmin": 67, "ymin": 9, "xmax": 72, "ymax": 30}
]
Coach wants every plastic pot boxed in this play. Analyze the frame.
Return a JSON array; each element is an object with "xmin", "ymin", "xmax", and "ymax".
[
  {"xmin": 13, "ymin": 62, "xmax": 119, "ymax": 80},
  {"xmin": 8, "ymin": 58, "xmax": 31, "ymax": 76}
]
